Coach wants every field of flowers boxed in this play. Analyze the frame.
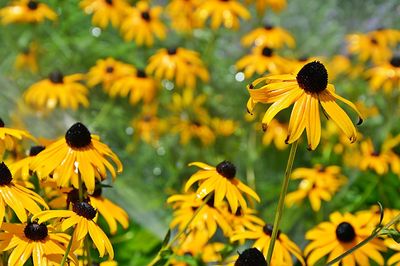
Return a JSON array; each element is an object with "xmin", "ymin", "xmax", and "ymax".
[{"xmin": 0, "ymin": 0, "xmax": 400, "ymax": 265}]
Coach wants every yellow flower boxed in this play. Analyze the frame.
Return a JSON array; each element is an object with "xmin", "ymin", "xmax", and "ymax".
[
  {"xmin": 241, "ymin": 24, "xmax": 295, "ymax": 48},
  {"xmin": 346, "ymin": 33, "xmax": 392, "ymax": 63},
  {"xmin": 369, "ymin": 28, "xmax": 400, "ymax": 47},
  {"xmin": 8, "ymin": 145, "xmax": 45, "ymax": 180},
  {"xmin": 14, "ymin": 42, "xmax": 39, "ymax": 73},
  {"xmin": 185, "ymin": 161, "xmax": 260, "ymax": 213},
  {"xmin": 326, "ymin": 55, "xmax": 352, "ymax": 81},
  {"xmin": 146, "ymin": 47, "xmax": 209, "ymax": 89},
  {"xmin": 24, "ymin": 71, "xmax": 89, "ymax": 110},
  {"xmin": 195, "ymin": 0, "xmax": 250, "ymax": 30},
  {"xmin": 231, "ymin": 223, "xmax": 305, "ymax": 265},
  {"xmin": 167, "ymin": 193, "xmax": 232, "ymax": 238},
  {"xmin": 131, "ymin": 105, "xmax": 165, "ymax": 145},
  {"xmin": 245, "ymin": 0, "xmax": 287, "ymax": 14},
  {"xmin": 120, "ymin": 1, "xmax": 166, "ymax": 46},
  {"xmin": 0, "ymin": 222, "xmax": 77, "ymax": 265},
  {"xmin": 89, "ymin": 186, "xmax": 129, "ymax": 235},
  {"xmin": 0, "ymin": 162, "xmax": 48, "ymax": 227},
  {"xmin": 236, "ymin": 46, "xmax": 287, "ymax": 78},
  {"xmin": 80, "ymin": 0, "xmax": 129, "ymax": 28},
  {"xmin": 30, "ymin": 122, "xmax": 122, "ymax": 194},
  {"xmin": 86, "ymin": 57, "xmax": 135, "ymax": 89},
  {"xmin": 247, "ymin": 61, "xmax": 362, "ymax": 150},
  {"xmin": 366, "ymin": 56, "xmax": 400, "ymax": 93},
  {"xmin": 0, "ymin": 118, "xmax": 35, "ymax": 159},
  {"xmin": 166, "ymin": 0, "xmax": 202, "ymax": 33},
  {"xmin": 0, "ymin": 0, "xmax": 57, "ymax": 24},
  {"xmin": 305, "ymin": 211, "xmax": 386, "ymax": 265},
  {"xmin": 222, "ymin": 206, "xmax": 265, "ymax": 238},
  {"xmin": 262, "ymin": 119, "xmax": 288, "ymax": 150},
  {"xmin": 32, "ymin": 201, "xmax": 114, "ymax": 259},
  {"xmin": 108, "ymin": 69, "xmax": 158, "ymax": 105},
  {"xmin": 211, "ymin": 118, "xmax": 237, "ymax": 137},
  {"xmin": 286, "ymin": 165, "xmax": 347, "ymax": 211}
]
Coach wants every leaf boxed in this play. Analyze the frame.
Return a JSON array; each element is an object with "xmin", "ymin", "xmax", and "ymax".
[
  {"xmin": 380, "ymin": 228, "xmax": 400, "ymax": 243},
  {"xmin": 161, "ymin": 229, "xmax": 171, "ymax": 248}
]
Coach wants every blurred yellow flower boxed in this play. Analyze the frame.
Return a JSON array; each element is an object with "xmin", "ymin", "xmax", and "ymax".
[
  {"xmin": 0, "ymin": 118, "xmax": 35, "ymax": 159},
  {"xmin": 166, "ymin": 0, "xmax": 202, "ymax": 33},
  {"xmin": 87, "ymin": 57, "xmax": 135, "ymax": 89},
  {"xmin": 0, "ymin": 0, "xmax": 57, "ymax": 24},
  {"xmin": 305, "ymin": 211, "xmax": 386, "ymax": 265},
  {"xmin": 247, "ymin": 61, "xmax": 362, "ymax": 150},
  {"xmin": 146, "ymin": 47, "xmax": 209, "ymax": 89},
  {"xmin": 211, "ymin": 118, "xmax": 237, "ymax": 137},
  {"xmin": 14, "ymin": 42, "xmax": 39, "ymax": 73},
  {"xmin": 120, "ymin": 1, "xmax": 166, "ymax": 46},
  {"xmin": 80, "ymin": 0, "xmax": 129, "ymax": 28},
  {"xmin": 222, "ymin": 206, "xmax": 265, "ymax": 239},
  {"xmin": 131, "ymin": 105, "xmax": 165, "ymax": 145},
  {"xmin": 262, "ymin": 119, "xmax": 288, "ymax": 150},
  {"xmin": 347, "ymin": 33, "xmax": 392, "ymax": 63},
  {"xmin": 326, "ymin": 55, "xmax": 352, "ymax": 81},
  {"xmin": 366, "ymin": 55, "xmax": 400, "ymax": 93},
  {"xmin": 241, "ymin": 24, "xmax": 295, "ymax": 48},
  {"xmin": 185, "ymin": 161, "xmax": 260, "ymax": 213},
  {"xmin": 24, "ymin": 71, "xmax": 89, "ymax": 110},
  {"xmin": 369, "ymin": 28, "xmax": 400, "ymax": 47},
  {"xmin": 245, "ymin": 0, "xmax": 287, "ymax": 14},
  {"xmin": 195, "ymin": 0, "xmax": 250, "ymax": 30}
]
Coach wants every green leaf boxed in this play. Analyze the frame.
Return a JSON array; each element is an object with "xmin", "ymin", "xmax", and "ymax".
[{"xmin": 380, "ymin": 228, "xmax": 400, "ymax": 243}]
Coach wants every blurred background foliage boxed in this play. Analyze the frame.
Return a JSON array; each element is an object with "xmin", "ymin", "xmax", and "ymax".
[{"xmin": 1, "ymin": 0, "xmax": 400, "ymax": 265}]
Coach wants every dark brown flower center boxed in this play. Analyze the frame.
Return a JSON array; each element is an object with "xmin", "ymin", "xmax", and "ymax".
[
  {"xmin": 262, "ymin": 47, "xmax": 273, "ymax": 57},
  {"xmin": 65, "ymin": 122, "xmax": 92, "ymax": 148},
  {"xmin": 235, "ymin": 248, "xmax": 268, "ymax": 266},
  {"xmin": 0, "ymin": 118, "xmax": 4, "ymax": 127},
  {"xmin": 296, "ymin": 61, "xmax": 328, "ymax": 93},
  {"xmin": 73, "ymin": 201, "xmax": 97, "ymax": 220},
  {"xmin": 336, "ymin": 222, "xmax": 356, "ymax": 243},
  {"xmin": 167, "ymin": 47, "xmax": 177, "ymax": 55},
  {"xmin": 27, "ymin": 0, "xmax": 39, "ymax": 10},
  {"xmin": 371, "ymin": 151, "xmax": 380, "ymax": 157},
  {"xmin": 24, "ymin": 222, "xmax": 48, "ymax": 241},
  {"xmin": 29, "ymin": 146, "xmax": 45, "ymax": 156},
  {"xmin": 216, "ymin": 161, "xmax": 236, "ymax": 179},
  {"xmin": 390, "ymin": 56, "xmax": 400, "ymax": 68},
  {"xmin": 105, "ymin": 0, "xmax": 113, "ymax": 5},
  {"xmin": 263, "ymin": 224, "xmax": 281, "ymax": 238},
  {"xmin": 141, "ymin": 11, "xmax": 151, "ymax": 21},
  {"xmin": 105, "ymin": 66, "xmax": 114, "ymax": 73},
  {"xmin": 136, "ymin": 69, "xmax": 147, "ymax": 78},
  {"xmin": 370, "ymin": 38, "xmax": 378, "ymax": 45},
  {"xmin": 264, "ymin": 24, "xmax": 274, "ymax": 30},
  {"xmin": 0, "ymin": 162, "xmax": 12, "ymax": 186},
  {"xmin": 48, "ymin": 71, "xmax": 64, "ymax": 84}
]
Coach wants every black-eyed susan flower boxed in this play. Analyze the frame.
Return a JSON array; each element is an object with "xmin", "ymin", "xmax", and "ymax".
[
  {"xmin": 286, "ymin": 165, "xmax": 347, "ymax": 211},
  {"xmin": 222, "ymin": 206, "xmax": 265, "ymax": 238},
  {"xmin": 231, "ymin": 223, "xmax": 305, "ymax": 265},
  {"xmin": 120, "ymin": 1, "xmax": 166, "ymax": 47},
  {"xmin": 236, "ymin": 46, "xmax": 287, "ymax": 78},
  {"xmin": 167, "ymin": 193, "xmax": 232, "ymax": 238},
  {"xmin": 131, "ymin": 105, "xmax": 166, "ymax": 145},
  {"xmin": 30, "ymin": 122, "xmax": 122, "ymax": 194},
  {"xmin": 0, "ymin": 118, "xmax": 35, "ymax": 159},
  {"xmin": 166, "ymin": 0, "xmax": 202, "ymax": 33},
  {"xmin": 86, "ymin": 57, "xmax": 135, "ymax": 90},
  {"xmin": 8, "ymin": 145, "xmax": 45, "ymax": 180},
  {"xmin": 369, "ymin": 28, "xmax": 400, "ymax": 47},
  {"xmin": 211, "ymin": 118, "xmax": 237, "ymax": 137},
  {"xmin": 32, "ymin": 201, "xmax": 114, "ymax": 259},
  {"xmin": 245, "ymin": 0, "xmax": 287, "ymax": 14},
  {"xmin": 79, "ymin": 0, "xmax": 129, "ymax": 28},
  {"xmin": 0, "ymin": 222, "xmax": 77, "ymax": 265},
  {"xmin": 195, "ymin": 0, "xmax": 250, "ymax": 30},
  {"xmin": 262, "ymin": 119, "xmax": 288, "ymax": 150},
  {"xmin": 0, "ymin": 162, "xmax": 47, "ymax": 227},
  {"xmin": 241, "ymin": 24, "xmax": 295, "ymax": 49},
  {"xmin": 0, "ymin": 0, "xmax": 57, "ymax": 24},
  {"xmin": 146, "ymin": 47, "xmax": 209, "ymax": 89},
  {"xmin": 108, "ymin": 69, "xmax": 158, "ymax": 105},
  {"xmin": 14, "ymin": 42, "xmax": 39, "ymax": 73},
  {"xmin": 346, "ymin": 33, "xmax": 392, "ymax": 63},
  {"xmin": 305, "ymin": 211, "xmax": 386, "ymax": 265},
  {"xmin": 366, "ymin": 55, "xmax": 400, "ymax": 93},
  {"xmin": 24, "ymin": 71, "xmax": 89, "ymax": 110},
  {"xmin": 185, "ymin": 161, "xmax": 260, "ymax": 213},
  {"xmin": 247, "ymin": 61, "xmax": 362, "ymax": 150},
  {"xmin": 89, "ymin": 185, "xmax": 129, "ymax": 235}
]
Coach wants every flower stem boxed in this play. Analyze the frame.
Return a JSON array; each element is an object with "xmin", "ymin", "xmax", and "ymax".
[
  {"xmin": 326, "ymin": 213, "xmax": 400, "ymax": 265},
  {"xmin": 60, "ymin": 232, "xmax": 74, "ymax": 266},
  {"xmin": 266, "ymin": 140, "xmax": 299, "ymax": 264}
]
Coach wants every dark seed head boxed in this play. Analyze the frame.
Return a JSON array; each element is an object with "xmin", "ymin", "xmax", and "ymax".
[
  {"xmin": 141, "ymin": 11, "xmax": 151, "ymax": 21},
  {"xmin": 105, "ymin": 0, "xmax": 113, "ymax": 5},
  {"xmin": 136, "ymin": 69, "xmax": 147, "ymax": 78},
  {"xmin": 48, "ymin": 71, "xmax": 64, "ymax": 84},
  {"xmin": 216, "ymin": 161, "xmax": 236, "ymax": 179},
  {"xmin": 235, "ymin": 248, "xmax": 268, "ymax": 266},
  {"xmin": 67, "ymin": 188, "xmax": 89, "ymax": 207},
  {"xmin": 0, "ymin": 118, "xmax": 4, "ymax": 127},
  {"xmin": 261, "ymin": 47, "xmax": 273, "ymax": 57},
  {"xmin": 167, "ymin": 47, "xmax": 177, "ymax": 55},
  {"xmin": 298, "ymin": 56, "xmax": 309, "ymax": 62},
  {"xmin": 370, "ymin": 38, "xmax": 378, "ymax": 45},
  {"xmin": 24, "ymin": 222, "xmax": 48, "ymax": 241},
  {"xmin": 29, "ymin": 146, "xmax": 45, "ymax": 156},
  {"xmin": 264, "ymin": 24, "xmax": 274, "ymax": 30},
  {"xmin": 27, "ymin": 0, "xmax": 39, "ymax": 10},
  {"xmin": 105, "ymin": 66, "xmax": 114, "ymax": 73},
  {"xmin": 336, "ymin": 222, "xmax": 356, "ymax": 243},
  {"xmin": 371, "ymin": 151, "xmax": 380, "ymax": 157},
  {"xmin": 0, "ymin": 162, "xmax": 13, "ymax": 186},
  {"xmin": 73, "ymin": 201, "xmax": 97, "ymax": 220},
  {"xmin": 65, "ymin": 122, "xmax": 92, "ymax": 148},
  {"xmin": 263, "ymin": 224, "xmax": 281, "ymax": 238},
  {"xmin": 296, "ymin": 61, "xmax": 328, "ymax": 93},
  {"xmin": 390, "ymin": 56, "xmax": 400, "ymax": 68}
]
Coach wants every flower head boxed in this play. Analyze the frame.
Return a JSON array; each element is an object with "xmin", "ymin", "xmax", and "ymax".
[
  {"xmin": 14, "ymin": 42, "xmax": 39, "ymax": 73},
  {"xmin": 0, "ymin": 0, "xmax": 57, "ymax": 24},
  {"xmin": 166, "ymin": 0, "xmax": 202, "ymax": 33},
  {"xmin": 247, "ymin": 61, "xmax": 362, "ymax": 150},
  {"xmin": 245, "ymin": 0, "xmax": 287, "ymax": 14},
  {"xmin": 366, "ymin": 55, "xmax": 400, "ymax": 93},
  {"xmin": 79, "ymin": 0, "xmax": 129, "ymax": 28},
  {"xmin": 241, "ymin": 24, "xmax": 295, "ymax": 48},
  {"xmin": 346, "ymin": 33, "xmax": 392, "ymax": 63},
  {"xmin": 0, "ymin": 118, "xmax": 35, "ymax": 158}
]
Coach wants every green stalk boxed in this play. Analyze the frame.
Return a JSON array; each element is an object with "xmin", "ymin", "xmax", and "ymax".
[
  {"xmin": 266, "ymin": 140, "xmax": 299, "ymax": 264},
  {"xmin": 60, "ymin": 232, "xmax": 74, "ymax": 266}
]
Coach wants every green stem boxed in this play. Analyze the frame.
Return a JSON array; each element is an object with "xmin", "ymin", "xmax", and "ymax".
[
  {"xmin": 78, "ymin": 173, "xmax": 84, "ymax": 202},
  {"xmin": 266, "ymin": 140, "xmax": 299, "ymax": 265},
  {"xmin": 60, "ymin": 232, "xmax": 74, "ymax": 266},
  {"xmin": 84, "ymin": 236, "xmax": 92, "ymax": 266},
  {"xmin": 326, "ymin": 213, "xmax": 400, "ymax": 265}
]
